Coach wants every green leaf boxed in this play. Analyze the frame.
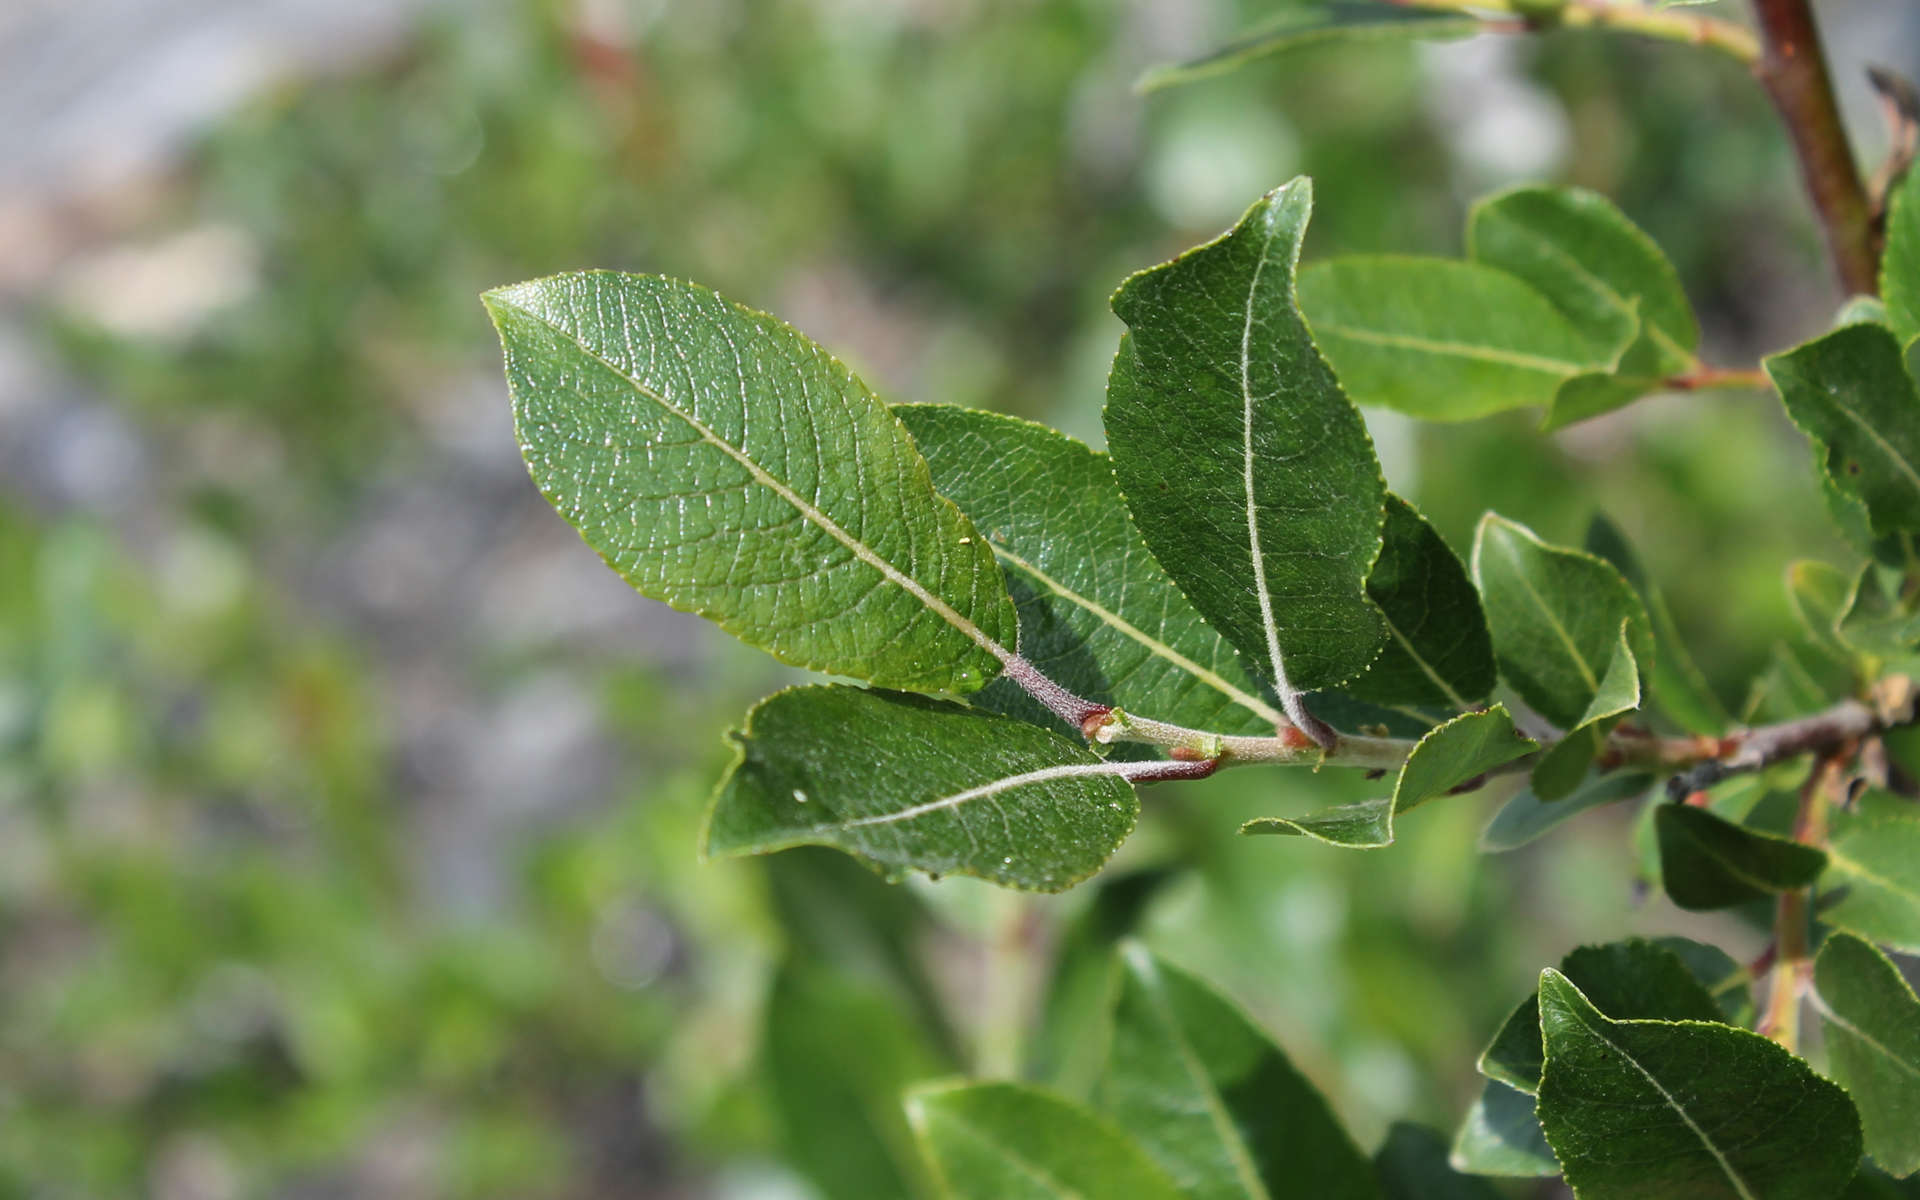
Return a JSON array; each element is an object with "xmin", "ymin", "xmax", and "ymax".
[
  {"xmin": 1767, "ymin": 323, "xmax": 1920, "ymax": 539},
  {"xmin": 1787, "ymin": 558, "xmax": 1859, "ymax": 666},
  {"xmin": 1823, "ymin": 800, "xmax": 1920, "ymax": 953},
  {"xmin": 906, "ymin": 1081, "xmax": 1185, "ymax": 1200},
  {"xmin": 1242, "ymin": 706, "xmax": 1534, "ymax": 847},
  {"xmin": 1138, "ymin": 3, "xmax": 1483, "ymax": 92},
  {"xmin": 1449, "ymin": 1080, "xmax": 1559, "ymax": 1177},
  {"xmin": 1345, "ymin": 494, "xmax": 1496, "ymax": 710},
  {"xmin": 1585, "ymin": 513, "xmax": 1731, "ymax": 733},
  {"xmin": 1481, "ymin": 771, "xmax": 1654, "ymax": 853},
  {"xmin": 1105, "ymin": 179, "xmax": 1386, "ymax": 718},
  {"xmin": 1471, "ymin": 514, "xmax": 1654, "ymax": 730},
  {"xmin": 1883, "ymin": 164, "xmax": 1920, "ymax": 343},
  {"xmin": 1296, "ymin": 257, "xmax": 1622, "ymax": 420},
  {"xmin": 766, "ymin": 959, "xmax": 948, "ymax": 1200},
  {"xmin": 1653, "ymin": 803, "xmax": 1826, "ymax": 911},
  {"xmin": 705, "ymin": 686, "xmax": 1139, "ymax": 892},
  {"xmin": 1530, "ymin": 629, "xmax": 1639, "ymax": 801},
  {"xmin": 1478, "ymin": 938, "xmax": 1723, "ymax": 1096},
  {"xmin": 896, "ymin": 405, "xmax": 1280, "ymax": 739},
  {"xmin": 1030, "ymin": 869, "xmax": 1176, "ymax": 1096},
  {"xmin": 1097, "ymin": 944, "xmax": 1381, "ymax": 1200},
  {"xmin": 1650, "ymin": 936, "xmax": 1755, "ymax": 1026},
  {"xmin": 486, "ymin": 272, "xmax": 1016, "ymax": 694},
  {"xmin": 1536, "ymin": 969, "xmax": 1862, "ymax": 1200},
  {"xmin": 1813, "ymin": 932, "xmax": 1920, "ymax": 1177},
  {"xmin": 1373, "ymin": 1123, "xmax": 1503, "ymax": 1200},
  {"xmin": 1467, "ymin": 185, "xmax": 1697, "ymax": 427}
]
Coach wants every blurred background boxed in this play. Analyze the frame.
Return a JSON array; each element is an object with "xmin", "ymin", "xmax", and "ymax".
[{"xmin": 3, "ymin": 0, "xmax": 1918, "ymax": 1196}]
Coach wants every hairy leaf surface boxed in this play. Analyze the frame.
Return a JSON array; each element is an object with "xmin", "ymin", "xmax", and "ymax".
[
  {"xmin": 1106, "ymin": 179, "xmax": 1386, "ymax": 713},
  {"xmin": 487, "ymin": 272, "xmax": 1015, "ymax": 693},
  {"xmin": 906, "ymin": 1081, "xmax": 1184, "ymax": 1200},
  {"xmin": 705, "ymin": 686, "xmax": 1137, "ymax": 891},
  {"xmin": 1814, "ymin": 933, "xmax": 1920, "ymax": 1177}
]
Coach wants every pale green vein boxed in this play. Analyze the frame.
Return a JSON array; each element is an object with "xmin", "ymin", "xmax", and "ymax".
[
  {"xmin": 1242, "ymin": 215, "xmax": 1297, "ymax": 722},
  {"xmin": 1808, "ymin": 991, "xmax": 1920, "ymax": 1082},
  {"xmin": 991, "ymin": 543, "xmax": 1285, "ymax": 727},
  {"xmin": 1379, "ymin": 614, "xmax": 1470, "ymax": 711},
  {"xmin": 1825, "ymin": 399, "xmax": 1920, "ymax": 497},
  {"xmin": 917, "ymin": 1108, "xmax": 1087, "ymax": 1200},
  {"xmin": 504, "ymin": 299, "xmax": 1016, "ymax": 666},
  {"xmin": 832, "ymin": 762, "xmax": 1128, "ymax": 830},
  {"xmin": 1825, "ymin": 845, "xmax": 1920, "ymax": 903},
  {"xmin": 1495, "ymin": 538, "xmax": 1600, "ymax": 693},
  {"xmin": 1307, "ymin": 323, "xmax": 1591, "ymax": 375},
  {"xmin": 1502, "ymin": 227, "xmax": 1691, "ymax": 368}
]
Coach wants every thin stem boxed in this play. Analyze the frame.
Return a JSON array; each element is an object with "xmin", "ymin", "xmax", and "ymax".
[
  {"xmin": 1558, "ymin": 0, "xmax": 1759, "ymax": 65},
  {"xmin": 1751, "ymin": 0, "xmax": 1879, "ymax": 295},
  {"xmin": 1758, "ymin": 744, "xmax": 1849, "ymax": 1048},
  {"xmin": 1662, "ymin": 366, "xmax": 1771, "ymax": 392}
]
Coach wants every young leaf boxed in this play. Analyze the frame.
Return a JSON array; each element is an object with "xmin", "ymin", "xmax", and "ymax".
[
  {"xmin": 767, "ymin": 960, "xmax": 949, "ymax": 1200},
  {"xmin": 1653, "ymin": 803, "xmax": 1826, "ymax": 911},
  {"xmin": 1105, "ymin": 179, "xmax": 1386, "ymax": 725},
  {"xmin": 1481, "ymin": 771, "xmax": 1653, "ymax": 853},
  {"xmin": 906, "ymin": 1081, "xmax": 1185, "ymax": 1200},
  {"xmin": 1478, "ymin": 938, "xmax": 1723, "ymax": 1096},
  {"xmin": 1585, "ymin": 513, "xmax": 1730, "ymax": 734},
  {"xmin": 1097, "ymin": 943, "xmax": 1381, "ymax": 1200},
  {"xmin": 1883, "ymin": 163, "xmax": 1920, "ymax": 343},
  {"xmin": 1767, "ymin": 323, "xmax": 1920, "ymax": 540},
  {"xmin": 1137, "ymin": 3, "xmax": 1482, "ymax": 92},
  {"xmin": 1536, "ymin": 969, "xmax": 1862, "ymax": 1200},
  {"xmin": 1471, "ymin": 514, "xmax": 1654, "ymax": 730},
  {"xmin": 1788, "ymin": 558, "xmax": 1860, "ymax": 666},
  {"xmin": 1345, "ymin": 494, "xmax": 1496, "ymax": 710},
  {"xmin": 1242, "ymin": 706, "xmax": 1535, "ymax": 847},
  {"xmin": 704, "ymin": 686, "xmax": 1139, "ymax": 892},
  {"xmin": 1449, "ymin": 1080, "xmax": 1559, "ymax": 1178},
  {"xmin": 1296, "ymin": 257, "xmax": 1623, "ymax": 420},
  {"xmin": 1529, "ymin": 629, "xmax": 1639, "ymax": 801},
  {"xmin": 1812, "ymin": 932, "xmax": 1920, "ymax": 1177},
  {"xmin": 895, "ymin": 405, "xmax": 1280, "ymax": 738},
  {"xmin": 486, "ymin": 272, "xmax": 1016, "ymax": 694},
  {"xmin": 1373, "ymin": 1123, "xmax": 1504, "ymax": 1200},
  {"xmin": 1823, "ymin": 801, "xmax": 1920, "ymax": 953}
]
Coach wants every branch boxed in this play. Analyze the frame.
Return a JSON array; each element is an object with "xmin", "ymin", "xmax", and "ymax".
[
  {"xmin": 1661, "ymin": 676, "xmax": 1918, "ymax": 797},
  {"xmin": 1751, "ymin": 0, "xmax": 1880, "ymax": 295}
]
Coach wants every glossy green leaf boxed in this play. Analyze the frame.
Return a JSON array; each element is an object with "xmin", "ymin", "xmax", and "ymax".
[
  {"xmin": 1105, "ymin": 179, "xmax": 1386, "ymax": 715},
  {"xmin": 906, "ymin": 1081, "xmax": 1184, "ymax": 1200},
  {"xmin": 1481, "ymin": 771, "xmax": 1653, "ymax": 853},
  {"xmin": 1138, "ymin": 3, "xmax": 1482, "ymax": 92},
  {"xmin": 1449, "ymin": 1080, "xmax": 1559, "ymax": 1177},
  {"xmin": 1768, "ymin": 323, "xmax": 1920, "ymax": 539},
  {"xmin": 1097, "ymin": 944, "xmax": 1380, "ymax": 1200},
  {"xmin": 1345, "ymin": 494, "xmax": 1496, "ymax": 710},
  {"xmin": 1297, "ymin": 257, "xmax": 1621, "ymax": 420},
  {"xmin": 1243, "ymin": 706, "xmax": 1534, "ymax": 847},
  {"xmin": 767, "ymin": 960, "xmax": 948, "ymax": 1200},
  {"xmin": 1813, "ymin": 932, "xmax": 1920, "ymax": 1177},
  {"xmin": 1654, "ymin": 803, "xmax": 1826, "ymax": 911},
  {"xmin": 1585, "ymin": 513, "xmax": 1730, "ymax": 733},
  {"xmin": 1479, "ymin": 938, "xmax": 1722, "ymax": 1096},
  {"xmin": 1471, "ymin": 514, "xmax": 1654, "ymax": 730},
  {"xmin": 1823, "ymin": 800, "xmax": 1920, "ymax": 953},
  {"xmin": 1373, "ymin": 1123, "xmax": 1503, "ymax": 1200},
  {"xmin": 486, "ymin": 272, "xmax": 1016, "ymax": 693},
  {"xmin": 1536, "ymin": 969, "xmax": 1862, "ymax": 1200},
  {"xmin": 1530, "ymin": 629, "xmax": 1639, "ymax": 801},
  {"xmin": 705, "ymin": 686, "xmax": 1139, "ymax": 892},
  {"xmin": 896, "ymin": 405, "xmax": 1279, "ymax": 739},
  {"xmin": 1884, "ymin": 164, "xmax": 1920, "ymax": 343}
]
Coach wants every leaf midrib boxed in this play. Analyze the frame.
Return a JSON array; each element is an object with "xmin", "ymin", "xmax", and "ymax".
[
  {"xmin": 829, "ymin": 762, "xmax": 1124, "ymax": 831},
  {"xmin": 1493, "ymin": 532, "xmax": 1600, "ymax": 693},
  {"xmin": 1308, "ymin": 322, "xmax": 1591, "ymax": 375},
  {"xmin": 1809, "ymin": 989, "xmax": 1920, "ymax": 1082},
  {"xmin": 1136, "ymin": 956, "xmax": 1274, "ymax": 1200},
  {"xmin": 1241, "ymin": 213, "xmax": 1294, "ymax": 704},
  {"xmin": 1497, "ymin": 222, "xmax": 1691, "ymax": 367},
  {"xmin": 500, "ymin": 295, "xmax": 1014, "ymax": 666},
  {"xmin": 923, "ymin": 1108, "xmax": 1088, "ymax": 1200}
]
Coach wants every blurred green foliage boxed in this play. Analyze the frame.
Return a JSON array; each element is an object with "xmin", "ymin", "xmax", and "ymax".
[{"xmin": 5, "ymin": 0, "xmax": 1878, "ymax": 1195}]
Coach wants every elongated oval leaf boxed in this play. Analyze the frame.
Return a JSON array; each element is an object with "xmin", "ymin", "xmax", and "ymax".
[
  {"xmin": 1767, "ymin": 323, "xmax": 1920, "ymax": 540},
  {"xmin": 1471, "ymin": 514, "xmax": 1653, "ymax": 730},
  {"xmin": 1823, "ymin": 801, "xmax": 1920, "ymax": 953},
  {"xmin": 1296, "ymin": 257, "xmax": 1621, "ymax": 420},
  {"xmin": 1884, "ymin": 165, "xmax": 1920, "ymax": 343},
  {"xmin": 1449, "ymin": 1080, "xmax": 1559, "ymax": 1178},
  {"xmin": 1138, "ymin": 3, "xmax": 1482, "ymax": 92},
  {"xmin": 486, "ymin": 272, "xmax": 1016, "ymax": 694},
  {"xmin": 1529, "ymin": 630, "xmax": 1639, "ymax": 801},
  {"xmin": 1097, "ymin": 944, "xmax": 1380, "ymax": 1200},
  {"xmin": 1105, "ymin": 179, "xmax": 1386, "ymax": 715},
  {"xmin": 1479, "ymin": 938, "xmax": 1722, "ymax": 1096},
  {"xmin": 1536, "ymin": 969, "xmax": 1862, "ymax": 1200},
  {"xmin": 1813, "ymin": 933, "xmax": 1920, "ymax": 1177},
  {"xmin": 704, "ymin": 686, "xmax": 1138, "ymax": 891},
  {"xmin": 1345, "ymin": 494, "xmax": 1496, "ymax": 709},
  {"xmin": 906, "ymin": 1081, "xmax": 1185, "ymax": 1200},
  {"xmin": 1481, "ymin": 771, "xmax": 1653, "ymax": 853},
  {"xmin": 896, "ymin": 404, "xmax": 1280, "ymax": 738},
  {"xmin": 1654, "ymin": 803, "xmax": 1826, "ymax": 911}
]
